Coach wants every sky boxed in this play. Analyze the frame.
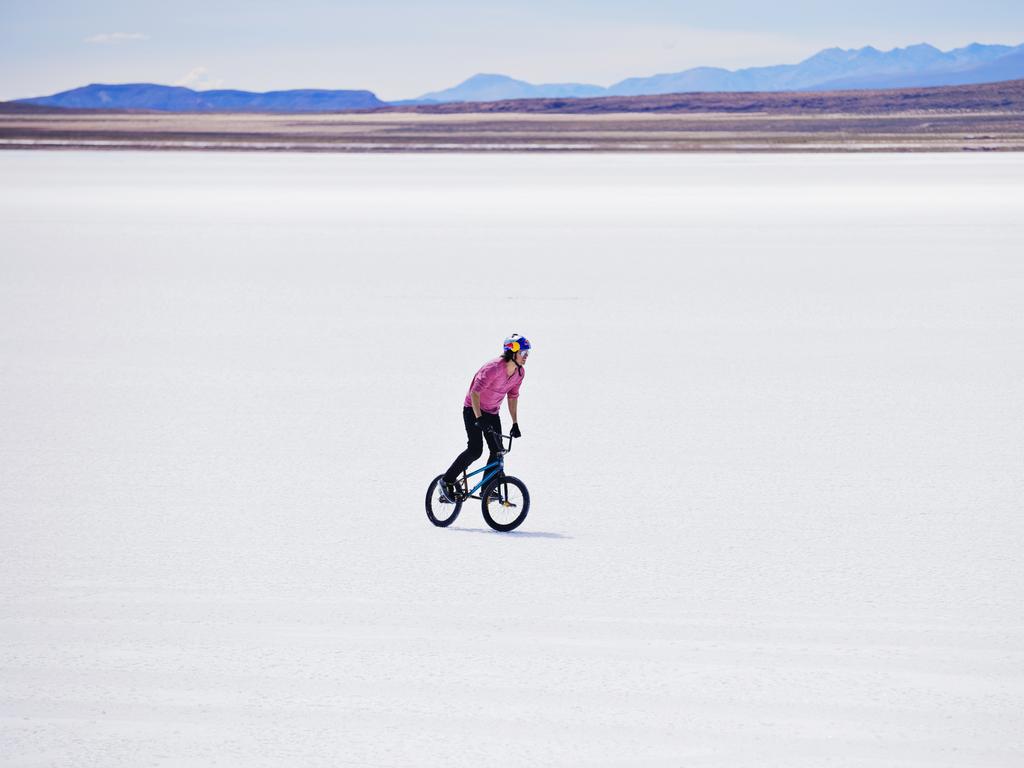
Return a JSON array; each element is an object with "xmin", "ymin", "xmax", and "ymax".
[{"xmin": 2, "ymin": 0, "xmax": 1023, "ymax": 101}]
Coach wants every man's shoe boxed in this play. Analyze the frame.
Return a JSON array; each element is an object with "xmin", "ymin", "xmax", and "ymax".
[{"xmin": 439, "ymin": 480, "xmax": 458, "ymax": 503}]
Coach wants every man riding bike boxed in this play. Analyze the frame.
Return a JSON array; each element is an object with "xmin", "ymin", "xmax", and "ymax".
[{"xmin": 439, "ymin": 334, "xmax": 530, "ymax": 502}]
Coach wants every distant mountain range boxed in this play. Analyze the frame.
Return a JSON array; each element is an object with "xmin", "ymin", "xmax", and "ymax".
[
  {"xmin": 397, "ymin": 78, "xmax": 1024, "ymax": 116},
  {"xmin": 15, "ymin": 83, "xmax": 384, "ymax": 111},
  {"xmin": 11, "ymin": 41, "xmax": 1024, "ymax": 111},
  {"xmin": 416, "ymin": 42, "xmax": 1024, "ymax": 103}
]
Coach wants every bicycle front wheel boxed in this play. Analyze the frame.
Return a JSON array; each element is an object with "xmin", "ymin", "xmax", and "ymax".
[
  {"xmin": 481, "ymin": 475, "xmax": 530, "ymax": 532},
  {"xmin": 425, "ymin": 474, "xmax": 462, "ymax": 527}
]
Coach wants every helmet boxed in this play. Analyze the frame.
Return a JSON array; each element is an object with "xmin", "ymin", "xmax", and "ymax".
[{"xmin": 503, "ymin": 333, "xmax": 531, "ymax": 355}]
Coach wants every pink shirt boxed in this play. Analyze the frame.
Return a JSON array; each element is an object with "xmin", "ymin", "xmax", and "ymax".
[{"xmin": 464, "ymin": 357, "xmax": 524, "ymax": 414}]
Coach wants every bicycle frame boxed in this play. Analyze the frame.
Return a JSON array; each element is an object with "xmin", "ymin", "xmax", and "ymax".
[
  {"xmin": 461, "ymin": 431, "xmax": 514, "ymax": 498},
  {"xmin": 462, "ymin": 460, "xmax": 502, "ymax": 497}
]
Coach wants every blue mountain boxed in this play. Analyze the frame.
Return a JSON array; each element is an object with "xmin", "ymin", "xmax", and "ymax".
[
  {"xmin": 804, "ymin": 46, "xmax": 1024, "ymax": 90},
  {"xmin": 15, "ymin": 83, "xmax": 385, "ymax": 111},
  {"xmin": 417, "ymin": 73, "xmax": 605, "ymax": 103},
  {"xmin": 12, "ymin": 42, "xmax": 1024, "ymax": 111},
  {"xmin": 415, "ymin": 42, "xmax": 1024, "ymax": 102}
]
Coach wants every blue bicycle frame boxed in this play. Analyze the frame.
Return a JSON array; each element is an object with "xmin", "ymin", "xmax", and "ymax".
[
  {"xmin": 461, "ymin": 431, "xmax": 512, "ymax": 498},
  {"xmin": 463, "ymin": 458, "xmax": 504, "ymax": 498}
]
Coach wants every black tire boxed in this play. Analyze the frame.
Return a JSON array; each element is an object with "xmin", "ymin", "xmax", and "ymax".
[
  {"xmin": 480, "ymin": 475, "xmax": 530, "ymax": 532},
  {"xmin": 426, "ymin": 474, "xmax": 462, "ymax": 527}
]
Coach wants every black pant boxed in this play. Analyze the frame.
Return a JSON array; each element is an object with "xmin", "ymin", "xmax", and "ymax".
[{"xmin": 444, "ymin": 407, "xmax": 502, "ymax": 486}]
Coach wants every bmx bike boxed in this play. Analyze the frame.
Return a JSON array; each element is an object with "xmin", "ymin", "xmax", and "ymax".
[{"xmin": 425, "ymin": 430, "xmax": 531, "ymax": 532}]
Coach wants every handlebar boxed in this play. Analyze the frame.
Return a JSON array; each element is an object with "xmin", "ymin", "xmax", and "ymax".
[{"xmin": 483, "ymin": 427, "xmax": 515, "ymax": 455}]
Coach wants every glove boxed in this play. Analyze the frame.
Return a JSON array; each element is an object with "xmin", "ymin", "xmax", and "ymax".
[
  {"xmin": 510, "ymin": 423, "xmax": 522, "ymax": 438},
  {"xmin": 474, "ymin": 417, "xmax": 491, "ymax": 432}
]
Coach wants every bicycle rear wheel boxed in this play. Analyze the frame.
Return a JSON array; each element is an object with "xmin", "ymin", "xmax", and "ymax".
[
  {"xmin": 481, "ymin": 475, "xmax": 530, "ymax": 532},
  {"xmin": 425, "ymin": 474, "xmax": 462, "ymax": 527}
]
